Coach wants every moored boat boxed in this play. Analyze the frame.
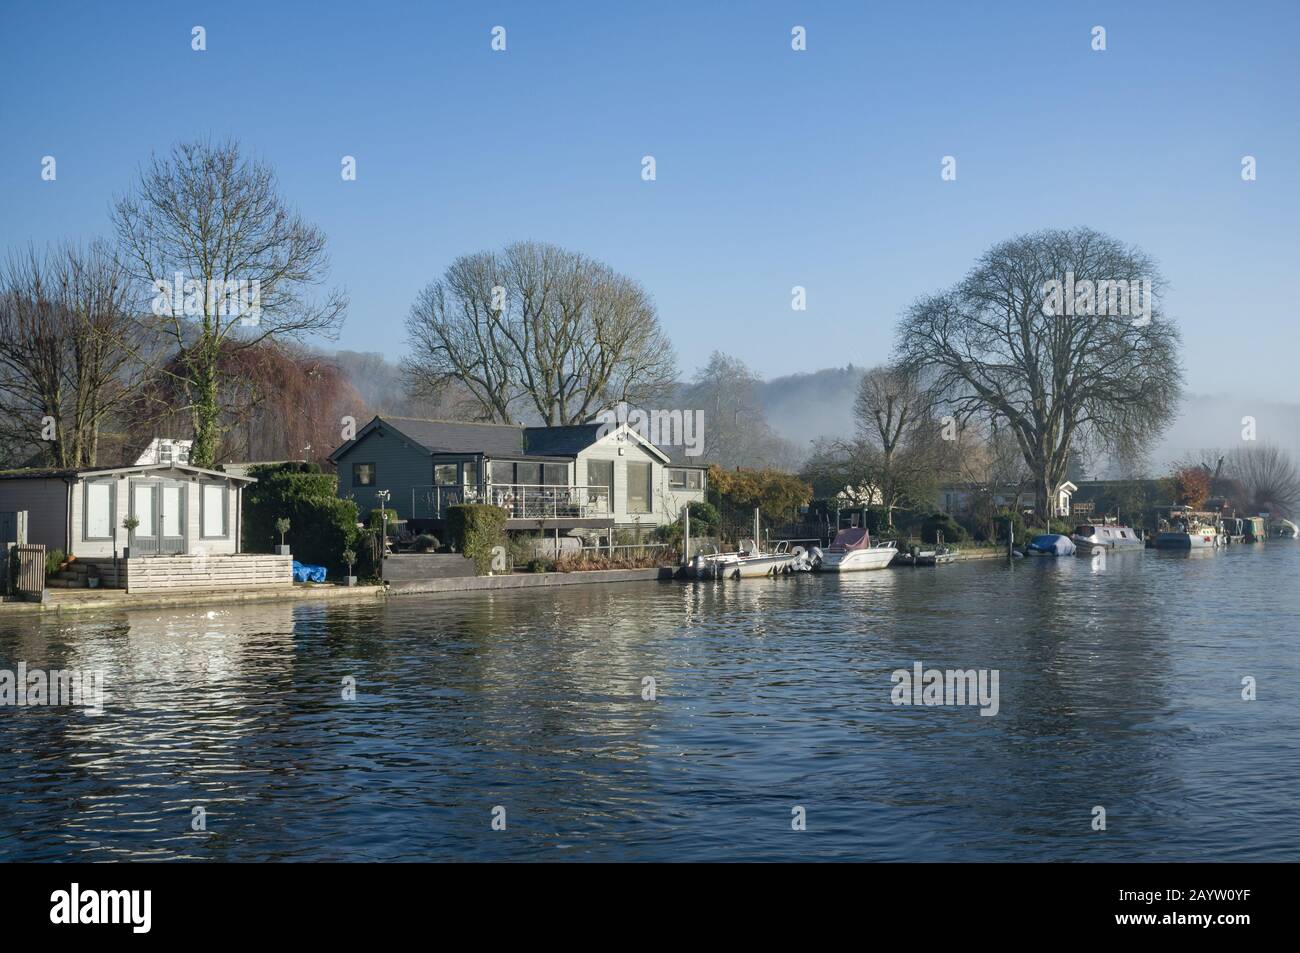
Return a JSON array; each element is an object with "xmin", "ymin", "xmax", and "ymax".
[
  {"xmin": 814, "ymin": 527, "xmax": 898, "ymax": 572},
  {"xmin": 1153, "ymin": 507, "xmax": 1220, "ymax": 549},
  {"xmin": 1268, "ymin": 518, "xmax": 1298, "ymax": 539},
  {"xmin": 1071, "ymin": 521, "xmax": 1143, "ymax": 552},
  {"xmin": 1025, "ymin": 533, "xmax": 1075, "ymax": 556}
]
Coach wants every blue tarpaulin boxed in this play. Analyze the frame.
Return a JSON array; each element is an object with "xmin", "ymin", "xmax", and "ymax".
[
  {"xmin": 1026, "ymin": 534, "xmax": 1076, "ymax": 556},
  {"xmin": 292, "ymin": 561, "xmax": 328, "ymax": 583}
]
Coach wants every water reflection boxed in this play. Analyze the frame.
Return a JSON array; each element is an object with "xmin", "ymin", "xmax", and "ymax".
[{"xmin": 1, "ymin": 544, "xmax": 1298, "ymax": 861}]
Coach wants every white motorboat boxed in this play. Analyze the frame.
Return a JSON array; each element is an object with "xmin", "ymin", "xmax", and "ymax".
[
  {"xmin": 1071, "ymin": 522, "xmax": 1143, "ymax": 552},
  {"xmin": 814, "ymin": 528, "xmax": 898, "ymax": 572},
  {"xmin": 729, "ymin": 540, "xmax": 803, "ymax": 578},
  {"xmin": 689, "ymin": 540, "xmax": 804, "ymax": 579}
]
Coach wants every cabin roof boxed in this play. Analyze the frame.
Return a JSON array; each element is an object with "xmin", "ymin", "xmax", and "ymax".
[{"xmin": 0, "ymin": 463, "xmax": 256, "ymax": 482}]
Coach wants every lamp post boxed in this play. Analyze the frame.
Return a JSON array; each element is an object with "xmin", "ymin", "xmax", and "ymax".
[{"xmin": 376, "ymin": 489, "xmax": 390, "ymax": 581}]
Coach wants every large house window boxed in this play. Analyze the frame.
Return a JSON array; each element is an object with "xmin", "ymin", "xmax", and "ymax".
[
  {"xmin": 84, "ymin": 481, "xmax": 114, "ymax": 540},
  {"xmin": 668, "ymin": 468, "xmax": 702, "ymax": 490},
  {"xmin": 434, "ymin": 463, "xmax": 458, "ymax": 485},
  {"xmin": 586, "ymin": 460, "xmax": 614, "ymax": 510},
  {"xmin": 543, "ymin": 463, "xmax": 568, "ymax": 486},
  {"xmin": 627, "ymin": 462, "xmax": 652, "ymax": 514},
  {"xmin": 514, "ymin": 462, "xmax": 541, "ymax": 486},
  {"xmin": 201, "ymin": 483, "xmax": 228, "ymax": 538},
  {"xmin": 353, "ymin": 463, "xmax": 375, "ymax": 486}
]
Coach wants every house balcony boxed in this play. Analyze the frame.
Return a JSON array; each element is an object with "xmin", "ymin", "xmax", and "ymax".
[{"xmin": 411, "ymin": 484, "xmax": 613, "ymax": 528}]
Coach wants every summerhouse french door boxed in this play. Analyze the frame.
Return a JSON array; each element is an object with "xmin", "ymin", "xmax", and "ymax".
[{"xmin": 129, "ymin": 480, "xmax": 187, "ymax": 555}]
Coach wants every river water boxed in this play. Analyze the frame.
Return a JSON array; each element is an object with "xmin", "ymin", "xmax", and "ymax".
[{"xmin": 2, "ymin": 543, "xmax": 1297, "ymax": 862}]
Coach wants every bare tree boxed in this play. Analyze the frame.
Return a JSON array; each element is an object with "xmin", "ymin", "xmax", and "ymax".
[
  {"xmin": 896, "ymin": 228, "xmax": 1183, "ymax": 519},
  {"xmin": 682, "ymin": 351, "xmax": 801, "ymax": 469},
  {"xmin": 0, "ymin": 242, "xmax": 152, "ymax": 467},
  {"xmin": 1226, "ymin": 444, "xmax": 1300, "ymax": 517},
  {"xmin": 112, "ymin": 138, "xmax": 347, "ymax": 466},
  {"xmin": 849, "ymin": 363, "xmax": 941, "ymax": 525},
  {"xmin": 403, "ymin": 241, "xmax": 677, "ymax": 425}
]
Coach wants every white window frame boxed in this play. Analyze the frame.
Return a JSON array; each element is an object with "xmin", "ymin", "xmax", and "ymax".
[
  {"xmin": 83, "ymin": 480, "xmax": 115, "ymax": 541},
  {"xmin": 200, "ymin": 481, "xmax": 229, "ymax": 539}
]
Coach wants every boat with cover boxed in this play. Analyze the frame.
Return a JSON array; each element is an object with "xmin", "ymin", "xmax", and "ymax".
[
  {"xmin": 813, "ymin": 527, "xmax": 898, "ymax": 572},
  {"xmin": 1025, "ymin": 534, "xmax": 1076, "ymax": 556}
]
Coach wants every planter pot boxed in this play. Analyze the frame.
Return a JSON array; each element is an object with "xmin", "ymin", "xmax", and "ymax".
[
  {"xmin": 345, "ymin": 575, "xmax": 358, "ymax": 587},
  {"xmin": 87, "ymin": 578, "xmax": 100, "ymax": 589},
  {"xmin": 275, "ymin": 545, "xmax": 292, "ymax": 556}
]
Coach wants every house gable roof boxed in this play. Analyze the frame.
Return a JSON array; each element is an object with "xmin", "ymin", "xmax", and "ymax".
[{"xmin": 329, "ymin": 416, "xmax": 674, "ymax": 463}]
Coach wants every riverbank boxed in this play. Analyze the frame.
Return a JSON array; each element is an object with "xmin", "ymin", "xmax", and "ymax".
[
  {"xmin": 0, "ymin": 581, "xmax": 387, "ymax": 616},
  {"xmin": 0, "ymin": 566, "xmax": 680, "ymax": 615},
  {"xmin": 2, "ymin": 549, "xmax": 1011, "ymax": 616}
]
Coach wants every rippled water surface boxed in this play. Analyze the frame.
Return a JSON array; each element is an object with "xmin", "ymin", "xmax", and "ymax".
[{"xmin": 2, "ymin": 543, "xmax": 1298, "ymax": 861}]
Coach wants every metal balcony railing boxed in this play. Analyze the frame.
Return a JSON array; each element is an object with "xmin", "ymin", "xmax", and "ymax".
[{"xmin": 411, "ymin": 484, "xmax": 612, "ymax": 521}]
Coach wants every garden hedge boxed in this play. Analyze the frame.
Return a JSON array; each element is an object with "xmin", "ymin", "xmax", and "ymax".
[
  {"xmin": 241, "ymin": 463, "xmax": 359, "ymax": 571},
  {"xmin": 445, "ymin": 503, "xmax": 508, "ymax": 575}
]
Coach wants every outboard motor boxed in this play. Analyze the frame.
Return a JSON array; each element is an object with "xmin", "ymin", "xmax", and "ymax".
[{"xmin": 808, "ymin": 546, "xmax": 824, "ymax": 569}]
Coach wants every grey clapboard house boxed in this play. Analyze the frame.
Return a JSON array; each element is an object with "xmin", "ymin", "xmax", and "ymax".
[
  {"xmin": 328, "ymin": 416, "xmax": 706, "ymax": 537},
  {"xmin": 0, "ymin": 463, "xmax": 290, "ymax": 592}
]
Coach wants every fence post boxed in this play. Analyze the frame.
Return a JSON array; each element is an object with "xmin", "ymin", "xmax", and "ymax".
[{"xmin": 682, "ymin": 503, "xmax": 690, "ymax": 566}]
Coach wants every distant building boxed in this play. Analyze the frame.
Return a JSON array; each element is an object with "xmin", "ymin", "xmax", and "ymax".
[
  {"xmin": 936, "ymin": 481, "xmax": 1077, "ymax": 518},
  {"xmin": 134, "ymin": 438, "xmax": 192, "ymax": 467}
]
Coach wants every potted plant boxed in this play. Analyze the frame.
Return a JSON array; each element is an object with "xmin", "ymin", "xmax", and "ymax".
[
  {"xmin": 342, "ymin": 548, "xmax": 357, "ymax": 586},
  {"xmin": 86, "ymin": 563, "xmax": 101, "ymax": 589},
  {"xmin": 275, "ymin": 517, "xmax": 291, "ymax": 555},
  {"xmin": 122, "ymin": 515, "xmax": 140, "ymax": 558}
]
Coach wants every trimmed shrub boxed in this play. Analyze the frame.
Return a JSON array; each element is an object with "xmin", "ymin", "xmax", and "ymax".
[
  {"xmin": 242, "ymin": 463, "xmax": 359, "ymax": 571},
  {"xmin": 413, "ymin": 533, "xmax": 440, "ymax": 553},
  {"xmin": 368, "ymin": 508, "xmax": 399, "ymax": 531},
  {"xmin": 919, "ymin": 513, "xmax": 968, "ymax": 544},
  {"xmin": 445, "ymin": 504, "xmax": 507, "ymax": 574}
]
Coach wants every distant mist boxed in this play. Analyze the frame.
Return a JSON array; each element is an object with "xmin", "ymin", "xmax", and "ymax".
[
  {"xmin": 756, "ymin": 364, "xmax": 1299, "ymax": 477},
  {"xmin": 328, "ymin": 350, "xmax": 1298, "ymax": 478}
]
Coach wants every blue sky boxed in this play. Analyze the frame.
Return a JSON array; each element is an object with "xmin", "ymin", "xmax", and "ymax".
[{"xmin": 2, "ymin": 1, "xmax": 1297, "ymax": 399}]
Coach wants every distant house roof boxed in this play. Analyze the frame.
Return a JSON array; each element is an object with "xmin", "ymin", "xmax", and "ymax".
[
  {"xmin": 329, "ymin": 415, "xmax": 672, "ymax": 464},
  {"xmin": 0, "ymin": 463, "xmax": 256, "ymax": 482}
]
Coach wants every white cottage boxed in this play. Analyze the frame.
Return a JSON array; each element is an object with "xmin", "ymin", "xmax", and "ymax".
[{"xmin": 0, "ymin": 463, "xmax": 290, "ymax": 592}]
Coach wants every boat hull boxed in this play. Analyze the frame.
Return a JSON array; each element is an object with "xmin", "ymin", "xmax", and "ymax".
[
  {"xmin": 729, "ymin": 555, "xmax": 799, "ymax": 578},
  {"xmin": 1154, "ymin": 532, "xmax": 1217, "ymax": 549},
  {"xmin": 817, "ymin": 548, "xmax": 897, "ymax": 572},
  {"xmin": 1072, "ymin": 537, "xmax": 1144, "ymax": 552}
]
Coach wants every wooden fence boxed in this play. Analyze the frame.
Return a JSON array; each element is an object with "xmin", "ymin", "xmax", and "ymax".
[{"xmin": 15, "ymin": 544, "xmax": 45, "ymax": 599}]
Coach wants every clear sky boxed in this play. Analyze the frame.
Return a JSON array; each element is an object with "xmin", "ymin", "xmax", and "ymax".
[{"xmin": 2, "ymin": 1, "xmax": 1297, "ymax": 399}]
